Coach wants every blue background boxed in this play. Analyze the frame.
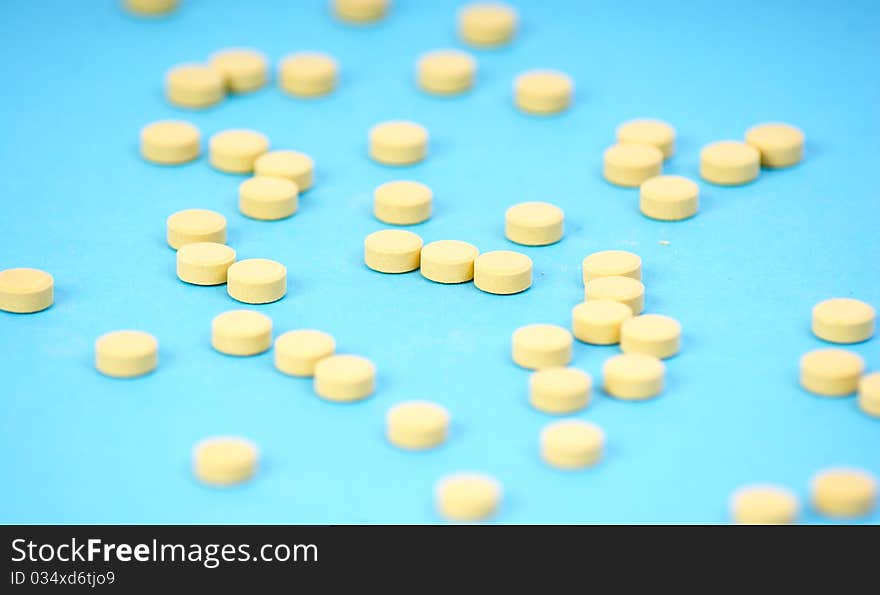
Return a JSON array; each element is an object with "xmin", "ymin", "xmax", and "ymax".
[{"xmin": 1, "ymin": 0, "xmax": 878, "ymax": 524}]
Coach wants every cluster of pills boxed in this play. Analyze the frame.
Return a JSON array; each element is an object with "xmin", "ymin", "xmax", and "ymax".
[
  {"xmin": 800, "ymin": 298, "xmax": 878, "ymax": 415},
  {"xmin": 602, "ymin": 119, "xmax": 805, "ymax": 222},
  {"xmin": 3, "ymin": 0, "xmax": 870, "ymax": 524},
  {"xmin": 731, "ymin": 467, "xmax": 877, "ymax": 524}
]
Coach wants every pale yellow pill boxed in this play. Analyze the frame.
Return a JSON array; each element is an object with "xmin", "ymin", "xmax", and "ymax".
[
  {"xmin": 238, "ymin": 176, "xmax": 299, "ymax": 221},
  {"xmin": 417, "ymin": 50, "xmax": 476, "ymax": 95},
  {"xmin": 616, "ymin": 119, "xmax": 676, "ymax": 159},
  {"xmin": 166, "ymin": 208, "xmax": 227, "ymax": 250},
  {"xmin": 584, "ymin": 275, "xmax": 645, "ymax": 315},
  {"xmin": 800, "ymin": 348, "xmax": 864, "ymax": 396},
  {"xmin": 386, "ymin": 401, "xmax": 450, "ymax": 450},
  {"xmin": 210, "ymin": 48, "xmax": 268, "ymax": 93},
  {"xmin": 193, "ymin": 436, "xmax": 258, "ymax": 486},
  {"xmin": 364, "ymin": 229, "xmax": 423, "ymax": 273},
  {"xmin": 124, "ymin": 0, "xmax": 177, "ymax": 16},
  {"xmin": 514, "ymin": 70, "xmax": 573, "ymax": 115},
  {"xmin": 209, "ymin": 129, "xmax": 269, "ymax": 174},
  {"xmin": 332, "ymin": 0, "xmax": 388, "ymax": 23},
  {"xmin": 603, "ymin": 143, "xmax": 663, "ymax": 187},
  {"xmin": 700, "ymin": 141, "xmax": 760, "ymax": 186},
  {"xmin": 274, "ymin": 329, "xmax": 336, "ymax": 377},
  {"xmin": 369, "ymin": 121, "xmax": 429, "ymax": 166},
  {"xmin": 582, "ymin": 250, "xmax": 642, "ymax": 283},
  {"xmin": 458, "ymin": 3, "xmax": 517, "ymax": 47},
  {"xmin": 571, "ymin": 299, "xmax": 633, "ymax": 345},
  {"xmin": 811, "ymin": 468, "xmax": 877, "ymax": 518},
  {"xmin": 620, "ymin": 314, "xmax": 682, "ymax": 359},
  {"xmin": 140, "ymin": 120, "xmax": 200, "ymax": 165},
  {"xmin": 165, "ymin": 63, "xmax": 224, "ymax": 109},
  {"xmin": 504, "ymin": 201, "xmax": 564, "ymax": 246},
  {"xmin": 639, "ymin": 175, "xmax": 699, "ymax": 221},
  {"xmin": 529, "ymin": 367, "xmax": 591, "ymax": 415},
  {"xmin": 812, "ymin": 298, "xmax": 875, "ymax": 344},
  {"xmin": 211, "ymin": 310, "xmax": 272, "ymax": 356},
  {"xmin": 420, "ymin": 240, "xmax": 479, "ymax": 284},
  {"xmin": 279, "ymin": 52, "xmax": 338, "ymax": 98},
  {"xmin": 0, "ymin": 268, "xmax": 54, "ymax": 314},
  {"xmin": 858, "ymin": 373, "xmax": 880, "ymax": 417},
  {"xmin": 373, "ymin": 180, "xmax": 432, "ymax": 225},
  {"xmin": 473, "ymin": 250, "xmax": 532, "ymax": 295},
  {"xmin": 313, "ymin": 354, "xmax": 376, "ymax": 402},
  {"xmin": 730, "ymin": 485, "xmax": 799, "ymax": 525},
  {"xmin": 176, "ymin": 242, "xmax": 236, "ymax": 286},
  {"xmin": 512, "ymin": 324, "xmax": 573, "ymax": 370},
  {"xmin": 541, "ymin": 420, "xmax": 604, "ymax": 470},
  {"xmin": 745, "ymin": 122, "xmax": 805, "ymax": 168},
  {"xmin": 94, "ymin": 330, "xmax": 158, "ymax": 378},
  {"xmin": 603, "ymin": 353, "xmax": 664, "ymax": 400},
  {"xmin": 254, "ymin": 150, "xmax": 315, "ymax": 191},
  {"xmin": 226, "ymin": 258, "xmax": 287, "ymax": 304},
  {"xmin": 436, "ymin": 473, "xmax": 501, "ymax": 522}
]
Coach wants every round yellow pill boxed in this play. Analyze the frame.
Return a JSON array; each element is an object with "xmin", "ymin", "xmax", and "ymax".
[
  {"xmin": 858, "ymin": 373, "xmax": 880, "ymax": 417},
  {"xmin": 700, "ymin": 141, "xmax": 760, "ymax": 186},
  {"xmin": 512, "ymin": 324, "xmax": 573, "ymax": 370},
  {"xmin": 811, "ymin": 468, "xmax": 877, "ymax": 518},
  {"xmin": 193, "ymin": 436, "xmax": 258, "ymax": 486},
  {"xmin": 313, "ymin": 354, "xmax": 376, "ymax": 402},
  {"xmin": 436, "ymin": 473, "xmax": 501, "ymax": 522},
  {"xmin": 473, "ymin": 250, "xmax": 532, "ymax": 295},
  {"xmin": 332, "ymin": 0, "xmax": 388, "ymax": 23},
  {"xmin": 369, "ymin": 121, "xmax": 429, "ymax": 166},
  {"xmin": 504, "ymin": 201, "xmax": 564, "ymax": 246},
  {"xmin": 730, "ymin": 485, "xmax": 799, "ymax": 524},
  {"xmin": 603, "ymin": 353, "xmax": 664, "ymax": 400},
  {"xmin": 386, "ymin": 401, "xmax": 450, "ymax": 450},
  {"xmin": 226, "ymin": 258, "xmax": 287, "ymax": 304},
  {"xmin": 140, "ymin": 120, "xmax": 200, "ymax": 165},
  {"xmin": 211, "ymin": 310, "xmax": 272, "ymax": 356},
  {"xmin": 800, "ymin": 348, "xmax": 864, "ymax": 397},
  {"xmin": 420, "ymin": 240, "xmax": 479, "ymax": 284},
  {"xmin": 274, "ymin": 329, "xmax": 336, "ymax": 377},
  {"xmin": 514, "ymin": 70, "xmax": 573, "ymax": 115},
  {"xmin": 176, "ymin": 242, "xmax": 236, "ymax": 286},
  {"xmin": 616, "ymin": 119, "xmax": 676, "ymax": 159},
  {"xmin": 210, "ymin": 48, "xmax": 268, "ymax": 93},
  {"xmin": 541, "ymin": 420, "xmax": 604, "ymax": 470},
  {"xmin": 584, "ymin": 275, "xmax": 645, "ymax": 315},
  {"xmin": 364, "ymin": 229, "xmax": 423, "ymax": 273},
  {"xmin": 620, "ymin": 314, "xmax": 681, "ymax": 359},
  {"xmin": 209, "ymin": 129, "xmax": 269, "ymax": 174},
  {"xmin": 95, "ymin": 330, "xmax": 158, "ymax": 378},
  {"xmin": 0, "ymin": 268, "xmax": 54, "ymax": 314},
  {"xmin": 529, "ymin": 367, "xmax": 591, "ymax": 415},
  {"xmin": 603, "ymin": 143, "xmax": 663, "ymax": 187},
  {"xmin": 639, "ymin": 175, "xmax": 699, "ymax": 221},
  {"xmin": 812, "ymin": 298, "xmax": 875, "ymax": 344},
  {"xmin": 582, "ymin": 250, "xmax": 642, "ymax": 283},
  {"xmin": 571, "ymin": 299, "xmax": 633, "ymax": 345},
  {"xmin": 165, "ymin": 63, "xmax": 224, "ymax": 109},
  {"xmin": 745, "ymin": 122, "xmax": 804, "ymax": 168},
  {"xmin": 254, "ymin": 150, "xmax": 315, "ymax": 192},
  {"xmin": 279, "ymin": 52, "xmax": 338, "ymax": 98},
  {"xmin": 124, "ymin": 0, "xmax": 177, "ymax": 16},
  {"xmin": 373, "ymin": 180, "xmax": 432, "ymax": 225},
  {"xmin": 238, "ymin": 176, "xmax": 299, "ymax": 221},
  {"xmin": 166, "ymin": 208, "xmax": 227, "ymax": 250},
  {"xmin": 417, "ymin": 50, "xmax": 476, "ymax": 95},
  {"xmin": 458, "ymin": 3, "xmax": 517, "ymax": 47}
]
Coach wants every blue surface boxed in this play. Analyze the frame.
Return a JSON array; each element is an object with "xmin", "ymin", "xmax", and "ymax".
[{"xmin": 1, "ymin": 0, "xmax": 878, "ymax": 524}]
